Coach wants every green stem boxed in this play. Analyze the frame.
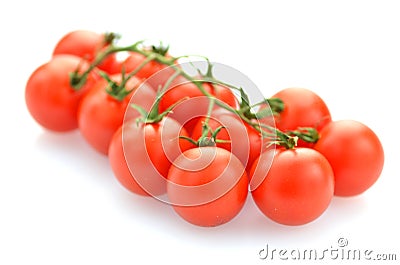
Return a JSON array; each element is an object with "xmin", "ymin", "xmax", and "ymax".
[
  {"xmin": 131, "ymin": 48, "xmax": 312, "ymax": 150},
  {"xmin": 70, "ymin": 40, "xmax": 144, "ymax": 90},
  {"xmin": 103, "ymin": 53, "xmax": 158, "ymax": 101},
  {"xmin": 198, "ymin": 97, "xmax": 216, "ymax": 144},
  {"xmin": 158, "ymin": 69, "xmax": 181, "ymax": 94},
  {"xmin": 68, "ymin": 38, "xmax": 312, "ymax": 150},
  {"xmin": 132, "ymin": 70, "xmax": 186, "ymax": 125},
  {"xmin": 287, "ymin": 127, "xmax": 320, "ymax": 144},
  {"xmin": 182, "ymin": 97, "xmax": 221, "ymax": 147},
  {"xmin": 120, "ymin": 53, "xmax": 157, "ymax": 88},
  {"xmin": 203, "ymin": 97, "xmax": 215, "ymax": 130}
]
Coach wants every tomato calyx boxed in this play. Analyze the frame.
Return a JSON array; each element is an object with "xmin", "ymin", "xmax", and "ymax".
[
  {"xmin": 286, "ymin": 127, "xmax": 320, "ymax": 144},
  {"xmin": 265, "ymin": 98, "xmax": 284, "ymax": 115},
  {"xmin": 180, "ymin": 97, "xmax": 230, "ymax": 147},
  {"xmin": 273, "ymin": 130, "xmax": 299, "ymax": 149},
  {"xmin": 68, "ymin": 32, "xmax": 121, "ymax": 90},
  {"xmin": 234, "ymin": 87, "xmax": 283, "ymax": 122},
  {"xmin": 103, "ymin": 32, "xmax": 120, "ymax": 46},
  {"xmin": 180, "ymin": 126, "xmax": 230, "ymax": 148},
  {"xmin": 266, "ymin": 127, "xmax": 320, "ymax": 149},
  {"xmin": 148, "ymin": 42, "xmax": 170, "ymax": 57},
  {"xmin": 229, "ymin": 87, "xmax": 318, "ymax": 150},
  {"xmin": 99, "ymin": 52, "xmax": 158, "ymax": 101},
  {"xmin": 132, "ymin": 75, "xmax": 187, "ymax": 125},
  {"xmin": 131, "ymin": 96, "xmax": 168, "ymax": 125},
  {"xmin": 100, "ymin": 71, "xmax": 133, "ymax": 101},
  {"xmin": 69, "ymin": 39, "xmax": 176, "ymax": 90},
  {"xmin": 191, "ymin": 123, "xmax": 230, "ymax": 147},
  {"xmin": 76, "ymin": 47, "xmax": 162, "ymax": 100},
  {"xmin": 69, "ymin": 58, "xmax": 90, "ymax": 90},
  {"xmin": 66, "ymin": 35, "xmax": 317, "ymax": 151},
  {"xmin": 69, "ymin": 72, "xmax": 87, "ymax": 90}
]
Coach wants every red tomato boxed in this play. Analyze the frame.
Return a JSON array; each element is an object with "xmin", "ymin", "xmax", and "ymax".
[
  {"xmin": 270, "ymin": 87, "xmax": 332, "ymax": 147},
  {"xmin": 123, "ymin": 52, "xmax": 171, "ymax": 80},
  {"xmin": 108, "ymin": 125, "xmax": 148, "ymax": 196},
  {"xmin": 160, "ymin": 79, "xmax": 238, "ymax": 134},
  {"xmin": 272, "ymin": 87, "xmax": 331, "ymax": 131},
  {"xmin": 314, "ymin": 120, "xmax": 384, "ymax": 196},
  {"xmin": 250, "ymin": 148, "xmax": 334, "ymax": 226},
  {"xmin": 167, "ymin": 147, "xmax": 248, "ymax": 227},
  {"xmin": 159, "ymin": 79, "xmax": 209, "ymax": 133},
  {"xmin": 191, "ymin": 109, "xmax": 264, "ymax": 172},
  {"xmin": 122, "ymin": 52, "xmax": 176, "ymax": 91},
  {"xmin": 25, "ymin": 55, "xmax": 99, "ymax": 132},
  {"xmin": 78, "ymin": 74, "xmax": 156, "ymax": 155},
  {"xmin": 108, "ymin": 117, "xmax": 192, "ymax": 196},
  {"xmin": 52, "ymin": 30, "xmax": 119, "ymax": 74}
]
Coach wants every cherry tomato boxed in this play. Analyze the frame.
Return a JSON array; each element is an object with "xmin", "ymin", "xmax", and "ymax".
[
  {"xmin": 160, "ymin": 79, "xmax": 238, "ymax": 134},
  {"xmin": 123, "ymin": 52, "xmax": 170, "ymax": 80},
  {"xmin": 159, "ymin": 79, "xmax": 209, "ymax": 133},
  {"xmin": 78, "ymin": 74, "xmax": 156, "ymax": 155},
  {"xmin": 122, "ymin": 52, "xmax": 176, "ymax": 91},
  {"xmin": 52, "ymin": 29, "xmax": 119, "ymax": 74},
  {"xmin": 167, "ymin": 147, "xmax": 248, "ymax": 227},
  {"xmin": 269, "ymin": 88, "xmax": 332, "ymax": 147},
  {"xmin": 191, "ymin": 109, "xmax": 264, "ymax": 172},
  {"xmin": 250, "ymin": 148, "xmax": 334, "ymax": 226},
  {"xmin": 25, "ymin": 55, "xmax": 99, "ymax": 132},
  {"xmin": 272, "ymin": 87, "xmax": 331, "ymax": 131},
  {"xmin": 108, "ymin": 117, "xmax": 192, "ymax": 196},
  {"xmin": 314, "ymin": 120, "xmax": 384, "ymax": 196}
]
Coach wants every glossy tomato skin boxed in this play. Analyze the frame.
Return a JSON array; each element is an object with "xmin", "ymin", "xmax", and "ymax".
[
  {"xmin": 314, "ymin": 120, "xmax": 384, "ymax": 196},
  {"xmin": 52, "ymin": 30, "xmax": 118, "ymax": 74},
  {"xmin": 167, "ymin": 147, "xmax": 248, "ymax": 227},
  {"xmin": 25, "ymin": 55, "xmax": 98, "ymax": 132},
  {"xmin": 272, "ymin": 87, "xmax": 332, "ymax": 131},
  {"xmin": 271, "ymin": 87, "xmax": 332, "ymax": 147},
  {"xmin": 250, "ymin": 148, "xmax": 334, "ymax": 226},
  {"xmin": 108, "ymin": 117, "xmax": 192, "ymax": 196},
  {"xmin": 78, "ymin": 74, "xmax": 156, "ymax": 155}
]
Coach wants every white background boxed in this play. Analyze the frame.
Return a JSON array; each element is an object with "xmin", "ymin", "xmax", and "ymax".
[{"xmin": 1, "ymin": 1, "xmax": 399, "ymax": 264}]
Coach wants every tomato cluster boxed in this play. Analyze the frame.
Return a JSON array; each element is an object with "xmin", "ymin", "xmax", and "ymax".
[{"xmin": 25, "ymin": 30, "xmax": 385, "ymax": 227}]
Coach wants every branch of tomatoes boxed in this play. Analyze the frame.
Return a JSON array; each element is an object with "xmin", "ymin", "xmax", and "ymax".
[
  {"xmin": 25, "ymin": 29, "xmax": 386, "ymax": 227},
  {"xmin": 68, "ymin": 33, "xmax": 320, "ymax": 149}
]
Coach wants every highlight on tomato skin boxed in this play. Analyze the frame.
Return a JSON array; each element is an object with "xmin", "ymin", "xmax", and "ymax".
[{"xmin": 314, "ymin": 120, "xmax": 385, "ymax": 197}]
